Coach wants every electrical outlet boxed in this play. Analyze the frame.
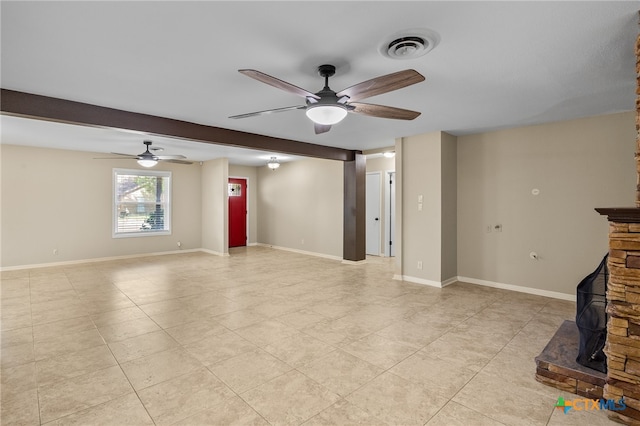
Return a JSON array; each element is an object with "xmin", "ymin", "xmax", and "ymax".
[
  {"xmin": 177, "ymin": 241, "xmax": 182, "ymax": 248},
  {"xmin": 486, "ymin": 225, "xmax": 492, "ymax": 233},
  {"xmin": 53, "ymin": 249, "xmax": 58, "ymax": 255},
  {"xmin": 417, "ymin": 261, "xmax": 423, "ymax": 270}
]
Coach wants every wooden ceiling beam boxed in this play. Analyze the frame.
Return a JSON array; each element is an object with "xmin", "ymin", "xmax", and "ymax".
[{"xmin": 0, "ymin": 89, "xmax": 358, "ymax": 162}]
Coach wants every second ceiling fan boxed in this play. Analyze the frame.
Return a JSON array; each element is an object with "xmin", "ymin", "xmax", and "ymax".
[{"xmin": 229, "ymin": 65, "xmax": 425, "ymax": 134}]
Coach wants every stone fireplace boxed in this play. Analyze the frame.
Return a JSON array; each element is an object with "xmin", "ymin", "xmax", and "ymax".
[{"xmin": 594, "ymin": 211, "xmax": 640, "ymax": 423}]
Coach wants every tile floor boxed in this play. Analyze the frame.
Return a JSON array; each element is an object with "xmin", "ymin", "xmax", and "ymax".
[{"xmin": 1, "ymin": 247, "xmax": 617, "ymax": 425}]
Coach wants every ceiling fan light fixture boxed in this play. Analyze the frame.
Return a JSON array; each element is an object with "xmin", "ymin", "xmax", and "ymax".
[
  {"xmin": 137, "ymin": 159, "xmax": 158, "ymax": 168},
  {"xmin": 267, "ymin": 156, "xmax": 280, "ymax": 170},
  {"xmin": 305, "ymin": 104, "xmax": 348, "ymax": 126}
]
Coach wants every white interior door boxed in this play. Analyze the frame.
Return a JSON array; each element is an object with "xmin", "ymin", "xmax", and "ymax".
[{"xmin": 366, "ymin": 172, "xmax": 381, "ymax": 256}]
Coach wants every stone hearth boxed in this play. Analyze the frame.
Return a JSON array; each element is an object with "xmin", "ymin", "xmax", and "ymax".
[{"xmin": 535, "ymin": 320, "xmax": 606, "ymax": 399}]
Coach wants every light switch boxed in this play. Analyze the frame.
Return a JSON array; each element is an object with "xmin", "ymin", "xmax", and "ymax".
[
  {"xmin": 418, "ymin": 203, "xmax": 423, "ymax": 211},
  {"xmin": 418, "ymin": 195, "xmax": 423, "ymax": 203}
]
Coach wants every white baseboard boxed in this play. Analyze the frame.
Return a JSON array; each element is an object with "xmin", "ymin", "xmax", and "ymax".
[
  {"xmin": 395, "ymin": 275, "xmax": 445, "ymax": 288},
  {"xmin": 199, "ymin": 249, "xmax": 230, "ymax": 257},
  {"xmin": 0, "ymin": 249, "xmax": 203, "ymax": 271},
  {"xmin": 392, "ymin": 274, "xmax": 574, "ymax": 300},
  {"xmin": 255, "ymin": 243, "xmax": 343, "ymax": 262},
  {"xmin": 457, "ymin": 276, "xmax": 576, "ymax": 301},
  {"xmin": 441, "ymin": 276, "xmax": 457, "ymax": 287}
]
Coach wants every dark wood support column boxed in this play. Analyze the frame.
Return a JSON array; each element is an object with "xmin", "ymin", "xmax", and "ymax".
[{"xmin": 343, "ymin": 153, "xmax": 366, "ymax": 262}]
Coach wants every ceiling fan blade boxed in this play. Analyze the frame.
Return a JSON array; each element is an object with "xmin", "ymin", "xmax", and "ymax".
[
  {"xmin": 155, "ymin": 155, "xmax": 187, "ymax": 160},
  {"xmin": 336, "ymin": 69, "xmax": 425, "ymax": 102},
  {"xmin": 314, "ymin": 123, "xmax": 331, "ymax": 134},
  {"xmin": 229, "ymin": 105, "xmax": 306, "ymax": 119},
  {"xmin": 94, "ymin": 157, "xmax": 137, "ymax": 160},
  {"xmin": 109, "ymin": 152, "xmax": 138, "ymax": 157},
  {"xmin": 239, "ymin": 70, "xmax": 320, "ymax": 100},
  {"xmin": 349, "ymin": 102, "xmax": 421, "ymax": 120},
  {"xmin": 161, "ymin": 159, "xmax": 193, "ymax": 165}
]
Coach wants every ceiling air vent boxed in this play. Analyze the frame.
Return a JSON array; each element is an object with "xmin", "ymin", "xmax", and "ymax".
[{"xmin": 380, "ymin": 29, "xmax": 440, "ymax": 60}]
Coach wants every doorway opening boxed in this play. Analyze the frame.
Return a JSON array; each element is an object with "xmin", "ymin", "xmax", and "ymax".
[{"xmin": 228, "ymin": 177, "xmax": 247, "ymax": 247}]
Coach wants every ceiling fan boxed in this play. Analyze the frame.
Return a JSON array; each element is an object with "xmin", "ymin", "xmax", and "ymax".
[
  {"xmin": 94, "ymin": 140, "xmax": 193, "ymax": 167},
  {"xmin": 229, "ymin": 64, "xmax": 425, "ymax": 134}
]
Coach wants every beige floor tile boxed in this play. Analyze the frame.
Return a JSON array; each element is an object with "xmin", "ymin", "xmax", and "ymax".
[
  {"xmin": 46, "ymin": 393, "xmax": 154, "ymax": 425},
  {"xmin": 375, "ymin": 319, "xmax": 450, "ymax": 348},
  {"xmin": 297, "ymin": 349, "xmax": 384, "ymax": 397},
  {"xmin": 479, "ymin": 345, "xmax": 559, "ymax": 400},
  {"xmin": 346, "ymin": 371, "xmax": 449, "ymax": 426},
  {"xmin": 235, "ymin": 319, "xmax": 300, "ymax": 347},
  {"xmin": 34, "ymin": 328, "xmax": 105, "ymax": 361},
  {"xmin": 250, "ymin": 298, "xmax": 310, "ymax": 318},
  {"xmin": 302, "ymin": 399, "xmax": 388, "ymax": 426},
  {"xmin": 210, "ymin": 348, "xmax": 292, "ymax": 393},
  {"xmin": 36, "ymin": 344, "xmax": 117, "ymax": 386},
  {"xmin": 108, "ymin": 330, "xmax": 179, "ymax": 363},
  {"xmin": 174, "ymin": 395, "xmax": 269, "ymax": 425},
  {"xmin": 425, "ymin": 401, "xmax": 506, "ymax": 425},
  {"xmin": 33, "ymin": 317, "xmax": 95, "ymax": 342},
  {"xmin": 38, "ymin": 365, "xmax": 133, "ymax": 423},
  {"xmin": 342, "ymin": 333, "xmax": 418, "ymax": 369},
  {"xmin": 390, "ymin": 350, "xmax": 477, "ymax": 399},
  {"xmin": 422, "ymin": 331, "xmax": 503, "ymax": 372},
  {"xmin": 96, "ymin": 317, "xmax": 161, "ymax": 343},
  {"xmin": 90, "ymin": 306, "xmax": 149, "ymax": 328},
  {"xmin": 164, "ymin": 318, "xmax": 229, "ymax": 345},
  {"xmin": 119, "ymin": 347, "xmax": 203, "ymax": 391},
  {"xmin": 0, "ymin": 249, "xmax": 583, "ymax": 426},
  {"xmin": 242, "ymin": 370, "xmax": 340, "ymax": 426},
  {"xmin": 1, "ymin": 361, "xmax": 37, "ymax": 401},
  {"xmin": 148, "ymin": 308, "xmax": 210, "ymax": 329},
  {"xmin": 452, "ymin": 371, "xmax": 557, "ymax": 426},
  {"xmin": 276, "ymin": 308, "xmax": 328, "ymax": 330},
  {"xmin": 1, "ymin": 326, "xmax": 33, "ymax": 348},
  {"xmin": 137, "ymin": 298, "xmax": 188, "ymax": 316},
  {"xmin": 31, "ymin": 303, "xmax": 88, "ymax": 326},
  {"xmin": 2, "ymin": 341, "xmax": 35, "ymax": 368},
  {"xmin": 213, "ymin": 309, "xmax": 270, "ymax": 330},
  {"xmin": 138, "ymin": 367, "xmax": 235, "ymax": 425},
  {"xmin": 0, "ymin": 388, "xmax": 41, "ymax": 426},
  {"xmin": 263, "ymin": 332, "xmax": 336, "ymax": 368},
  {"xmin": 1, "ymin": 312, "xmax": 33, "ymax": 331},
  {"xmin": 183, "ymin": 330, "xmax": 257, "ymax": 366}
]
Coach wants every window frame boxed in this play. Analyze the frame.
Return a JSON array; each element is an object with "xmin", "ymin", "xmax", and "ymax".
[{"xmin": 112, "ymin": 168, "xmax": 172, "ymax": 238}]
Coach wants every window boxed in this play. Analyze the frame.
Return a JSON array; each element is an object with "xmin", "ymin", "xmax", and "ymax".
[{"xmin": 113, "ymin": 169, "xmax": 171, "ymax": 238}]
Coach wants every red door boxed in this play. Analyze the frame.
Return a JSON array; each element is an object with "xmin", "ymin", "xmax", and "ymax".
[{"xmin": 228, "ymin": 178, "xmax": 247, "ymax": 247}]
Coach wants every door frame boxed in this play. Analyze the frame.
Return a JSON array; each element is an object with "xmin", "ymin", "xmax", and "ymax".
[
  {"xmin": 385, "ymin": 170, "xmax": 396, "ymax": 257},
  {"xmin": 228, "ymin": 175, "xmax": 250, "ymax": 247},
  {"xmin": 366, "ymin": 171, "xmax": 382, "ymax": 256}
]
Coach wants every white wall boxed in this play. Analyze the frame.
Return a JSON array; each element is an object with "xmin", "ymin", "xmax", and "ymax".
[
  {"xmin": 229, "ymin": 164, "xmax": 258, "ymax": 245},
  {"xmin": 441, "ymin": 132, "xmax": 457, "ymax": 281},
  {"xmin": 201, "ymin": 158, "xmax": 228, "ymax": 255},
  {"xmin": 0, "ymin": 145, "xmax": 202, "ymax": 268},
  {"xmin": 457, "ymin": 111, "xmax": 635, "ymax": 296},
  {"xmin": 257, "ymin": 158, "xmax": 343, "ymax": 258},
  {"xmin": 400, "ymin": 132, "xmax": 444, "ymax": 283}
]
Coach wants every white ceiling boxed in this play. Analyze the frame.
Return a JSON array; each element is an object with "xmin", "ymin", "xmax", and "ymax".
[{"xmin": 1, "ymin": 1, "xmax": 637, "ymax": 164}]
